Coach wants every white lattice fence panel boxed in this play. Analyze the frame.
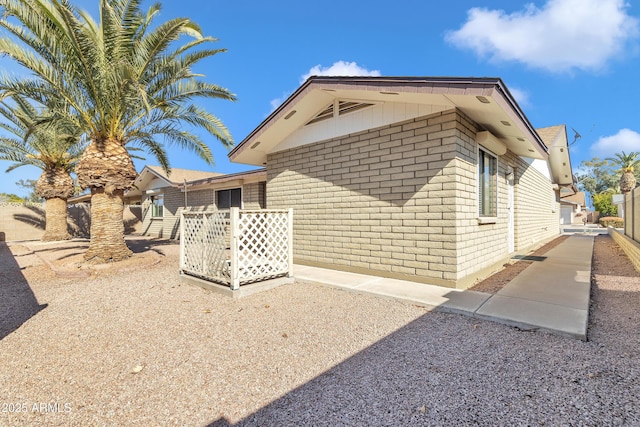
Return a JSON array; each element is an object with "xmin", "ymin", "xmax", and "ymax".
[
  {"xmin": 181, "ymin": 211, "xmax": 230, "ymax": 284},
  {"xmin": 236, "ymin": 210, "xmax": 291, "ymax": 284}
]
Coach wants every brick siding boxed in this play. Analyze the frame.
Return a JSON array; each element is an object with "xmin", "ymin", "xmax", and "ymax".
[
  {"xmin": 267, "ymin": 108, "xmax": 560, "ymax": 288},
  {"xmin": 140, "ymin": 182, "xmax": 265, "ymax": 239},
  {"xmin": 243, "ymin": 182, "xmax": 266, "ymax": 209}
]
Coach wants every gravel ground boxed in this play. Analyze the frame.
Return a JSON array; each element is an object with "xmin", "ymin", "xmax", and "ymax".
[{"xmin": 0, "ymin": 234, "xmax": 639, "ymax": 426}]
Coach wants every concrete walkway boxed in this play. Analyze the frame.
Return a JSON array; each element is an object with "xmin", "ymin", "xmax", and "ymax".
[{"xmin": 294, "ymin": 234, "xmax": 594, "ymax": 340}]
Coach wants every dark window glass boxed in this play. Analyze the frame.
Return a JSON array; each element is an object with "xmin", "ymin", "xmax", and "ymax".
[{"xmin": 217, "ymin": 188, "xmax": 242, "ymax": 209}]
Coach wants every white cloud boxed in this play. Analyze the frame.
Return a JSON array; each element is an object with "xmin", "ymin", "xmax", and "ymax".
[
  {"xmin": 270, "ymin": 92, "xmax": 290, "ymax": 111},
  {"xmin": 590, "ymin": 129, "xmax": 640, "ymax": 157},
  {"xmin": 300, "ymin": 61, "xmax": 381, "ymax": 83},
  {"xmin": 269, "ymin": 61, "xmax": 381, "ymax": 111},
  {"xmin": 507, "ymin": 86, "xmax": 530, "ymax": 107},
  {"xmin": 446, "ymin": 0, "xmax": 639, "ymax": 72}
]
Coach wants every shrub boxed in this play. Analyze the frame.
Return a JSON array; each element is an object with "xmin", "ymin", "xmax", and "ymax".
[
  {"xmin": 592, "ymin": 192, "xmax": 618, "ymax": 217},
  {"xmin": 599, "ymin": 216, "xmax": 624, "ymax": 228}
]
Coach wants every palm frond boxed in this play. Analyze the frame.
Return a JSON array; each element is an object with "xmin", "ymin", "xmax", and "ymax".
[{"xmin": 1, "ymin": 0, "xmax": 234, "ymax": 174}]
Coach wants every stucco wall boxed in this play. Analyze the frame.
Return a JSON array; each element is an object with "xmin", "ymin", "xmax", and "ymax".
[
  {"xmin": 0, "ymin": 202, "xmax": 141, "ymax": 241},
  {"xmin": 267, "ymin": 108, "xmax": 559, "ymax": 288}
]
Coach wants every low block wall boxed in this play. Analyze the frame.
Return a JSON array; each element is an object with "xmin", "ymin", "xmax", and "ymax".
[
  {"xmin": 0, "ymin": 202, "xmax": 142, "ymax": 242},
  {"xmin": 609, "ymin": 228, "xmax": 640, "ymax": 273}
]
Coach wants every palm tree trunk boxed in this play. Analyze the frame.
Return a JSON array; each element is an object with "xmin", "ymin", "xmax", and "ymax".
[
  {"xmin": 620, "ymin": 170, "xmax": 637, "ymax": 194},
  {"xmin": 36, "ymin": 169, "xmax": 75, "ymax": 242},
  {"xmin": 76, "ymin": 138, "xmax": 138, "ymax": 263},
  {"xmin": 41, "ymin": 197, "xmax": 71, "ymax": 241},
  {"xmin": 83, "ymin": 187, "xmax": 132, "ymax": 262}
]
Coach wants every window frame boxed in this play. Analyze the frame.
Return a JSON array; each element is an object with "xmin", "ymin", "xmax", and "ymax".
[
  {"xmin": 478, "ymin": 147, "xmax": 498, "ymax": 220},
  {"xmin": 215, "ymin": 187, "xmax": 242, "ymax": 209},
  {"xmin": 150, "ymin": 193, "xmax": 164, "ymax": 218}
]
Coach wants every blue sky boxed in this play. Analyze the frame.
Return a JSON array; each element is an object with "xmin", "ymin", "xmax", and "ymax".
[{"xmin": 1, "ymin": 0, "xmax": 639, "ymax": 198}]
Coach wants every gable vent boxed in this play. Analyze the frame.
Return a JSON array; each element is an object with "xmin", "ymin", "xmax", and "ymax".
[
  {"xmin": 306, "ymin": 100, "xmax": 374, "ymax": 126},
  {"xmin": 306, "ymin": 103, "xmax": 335, "ymax": 125}
]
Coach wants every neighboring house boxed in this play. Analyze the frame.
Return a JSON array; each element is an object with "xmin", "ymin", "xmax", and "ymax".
[
  {"xmin": 612, "ymin": 194, "xmax": 625, "ymax": 220},
  {"xmin": 560, "ymin": 190, "xmax": 587, "ymax": 224},
  {"xmin": 132, "ymin": 166, "xmax": 266, "ymax": 239},
  {"xmin": 538, "ymin": 125, "xmax": 583, "ymax": 225},
  {"xmin": 68, "ymin": 165, "xmax": 267, "ymax": 239},
  {"xmin": 229, "ymin": 76, "xmax": 574, "ymax": 289}
]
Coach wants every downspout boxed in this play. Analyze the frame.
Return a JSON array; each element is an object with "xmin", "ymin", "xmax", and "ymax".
[{"xmin": 184, "ymin": 179, "xmax": 188, "ymax": 208}]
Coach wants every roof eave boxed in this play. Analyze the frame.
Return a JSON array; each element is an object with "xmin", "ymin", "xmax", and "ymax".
[
  {"xmin": 185, "ymin": 168, "xmax": 267, "ymax": 191},
  {"xmin": 230, "ymin": 76, "xmax": 549, "ymax": 165}
]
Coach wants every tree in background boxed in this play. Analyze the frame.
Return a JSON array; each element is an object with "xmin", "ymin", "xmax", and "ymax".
[
  {"xmin": 592, "ymin": 191, "xmax": 618, "ymax": 217},
  {"xmin": 606, "ymin": 151, "xmax": 640, "ymax": 194},
  {"xmin": 0, "ymin": 96, "xmax": 84, "ymax": 241},
  {"xmin": 575, "ymin": 158, "xmax": 619, "ymax": 195},
  {"xmin": 0, "ymin": 192, "xmax": 25, "ymax": 203},
  {"xmin": 15, "ymin": 179, "xmax": 43, "ymax": 203},
  {"xmin": 0, "ymin": 0, "xmax": 235, "ymax": 262}
]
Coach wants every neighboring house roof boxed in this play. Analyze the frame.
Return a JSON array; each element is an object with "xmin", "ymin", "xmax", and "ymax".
[
  {"xmin": 126, "ymin": 165, "xmax": 222, "ymax": 198},
  {"xmin": 186, "ymin": 168, "xmax": 266, "ymax": 191},
  {"xmin": 561, "ymin": 191, "xmax": 587, "ymax": 207},
  {"xmin": 537, "ymin": 124, "xmax": 574, "ymax": 187},
  {"xmin": 68, "ymin": 193, "xmax": 91, "ymax": 204},
  {"xmin": 68, "ymin": 166, "xmax": 263, "ymax": 204},
  {"xmin": 536, "ymin": 125, "xmax": 564, "ymax": 144},
  {"xmin": 146, "ymin": 165, "xmax": 223, "ymax": 184},
  {"xmin": 230, "ymin": 76, "xmax": 550, "ymax": 166}
]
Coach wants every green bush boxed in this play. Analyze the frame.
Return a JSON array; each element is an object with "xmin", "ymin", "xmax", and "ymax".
[
  {"xmin": 599, "ymin": 216, "xmax": 624, "ymax": 228},
  {"xmin": 592, "ymin": 192, "xmax": 618, "ymax": 217}
]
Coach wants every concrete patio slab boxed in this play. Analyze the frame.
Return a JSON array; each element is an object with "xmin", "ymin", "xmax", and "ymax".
[
  {"xmin": 353, "ymin": 278, "xmax": 491, "ymax": 314},
  {"xmin": 474, "ymin": 294, "xmax": 589, "ymax": 339},
  {"xmin": 293, "ymin": 264, "xmax": 382, "ymax": 289},
  {"xmin": 496, "ymin": 265, "xmax": 591, "ymax": 310},
  {"xmin": 294, "ymin": 268, "xmax": 492, "ymax": 314},
  {"xmin": 539, "ymin": 235, "xmax": 594, "ymax": 267}
]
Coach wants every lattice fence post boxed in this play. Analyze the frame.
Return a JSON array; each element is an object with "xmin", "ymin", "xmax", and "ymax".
[
  {"xmin": 230, "ymin": 207, "xmax": 240, "ymax": 290},
  {"xmin": 200, "ymin": 212, "xmax": 206, "ymax": 276},
  {"xmin": 287, "ymin": 208, "xmax": 294, "ymax": 277},
  {"xmin": 179, "ymin": 210, "xmax": 185, "ymax": 272}
]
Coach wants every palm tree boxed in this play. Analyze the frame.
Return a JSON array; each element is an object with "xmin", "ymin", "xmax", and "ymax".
[
  {"xmin": 606, "ymin": 151, "xmax": 640, "ymax": 194},
  {"xmin": 0, "ymin": 0, "xmax": 235, "ymax": 262},
  {"xmin": 0, "ymin": 96, "xmax": 84, "ymax": 241}
]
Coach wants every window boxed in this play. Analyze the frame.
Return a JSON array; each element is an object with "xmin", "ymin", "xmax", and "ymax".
[
  {"xmin": 216, "ymin": 188, "xmax": 242, "ymax": 209},
  {"xmin": 150, "ymin": 194, "xmax": 164, "ymax": 218},
  {"xmin": 478, "ymin": 148, "xmax": 497, "ymax": 217}
]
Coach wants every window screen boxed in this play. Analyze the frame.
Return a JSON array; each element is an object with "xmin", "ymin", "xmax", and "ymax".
[{"xmin": 217, "ymin": 188, "xmax": 242, "ymax": 209}]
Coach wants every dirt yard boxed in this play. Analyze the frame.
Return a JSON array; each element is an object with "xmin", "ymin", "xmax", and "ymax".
[{"xmin": 0, "ymin": 234, "xmax": 638, "ymax": 426}]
